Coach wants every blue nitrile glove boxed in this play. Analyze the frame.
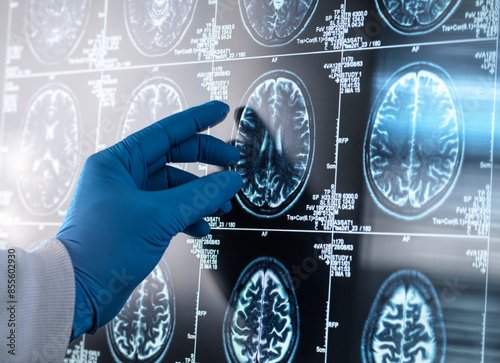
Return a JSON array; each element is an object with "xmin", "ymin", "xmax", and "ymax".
[{"xmin": 56, "ymin": 101, "xmax": 242, "ymax": 341}]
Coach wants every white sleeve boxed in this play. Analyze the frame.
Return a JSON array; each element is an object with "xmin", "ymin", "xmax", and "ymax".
[{"xmin": 0, "ymin": 238, "xmax": 75, "ymax": 362}]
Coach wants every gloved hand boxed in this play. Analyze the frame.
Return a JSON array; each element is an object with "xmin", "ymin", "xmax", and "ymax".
[{"xmin": 56, "ymin": 101, "xmax": 242, "ymax": 340}]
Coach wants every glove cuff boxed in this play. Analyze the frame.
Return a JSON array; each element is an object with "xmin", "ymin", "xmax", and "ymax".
[{"xmin": 70, "ymin": 273, "xmax": 97, "ymax": 341}]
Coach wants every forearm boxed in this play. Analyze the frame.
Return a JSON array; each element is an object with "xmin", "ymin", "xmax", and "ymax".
[{"xmin": 0, "ymin": 239, "xmax": 74, "ymax": 362}]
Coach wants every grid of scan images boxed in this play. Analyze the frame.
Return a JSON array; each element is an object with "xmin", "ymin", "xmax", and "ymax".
[{"xmin": 0, "ymin": 0, "xmax": 499, "ymax": 362}]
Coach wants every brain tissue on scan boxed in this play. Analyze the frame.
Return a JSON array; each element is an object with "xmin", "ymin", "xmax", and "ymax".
[
  {"xmin": 364, "ymin": 62, "xmax": 463, "ymax": 220},
  {"xmin": 376, "ymin": 0, "xmax": 461, "ymax": 34},
  {"xmin": 234, "ymin": 70, "xmax": 315, "ymax": 217},
  {"xmin": 17, "ymin": 84, "xmax": 80, "ymax": 215},
  {"xmin": 106, "ymin": 259, "xmax": 175, "ymax": 363},
  {"xmin": 223, "ymin": 257, "xmax": 299, "ymax": 363},
  {"xmin": 120, "ymin": 77, "xmax": 185, "ymax": 140},
  {"xmin": 126, "ymin": 0, "xmax": 196, "ymax": 56},
  {"xmin": 26, "ymin": 0, "xmax": 91, "ymax": 64},
  {"xmin": 361, "ymin": 270, "xmax": 446, "ymax": 363},
  {"xmin": 240, "ymin": 0, "xmax": 318, "ymax": 45}
]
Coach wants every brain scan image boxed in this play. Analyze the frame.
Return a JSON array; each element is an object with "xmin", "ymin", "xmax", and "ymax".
[
  {"xmin": 223, "ymin": 257, "xmax": 300, "ymax": 363},
  {"xmin": 121, "ymin": 76, "xmax": 186, "ymax": 139},
  {"xmin": 364, "ymin": 63, "xmax": 463, "ymax": 220},
  {"xmin": 120, "ymin": 77, "xmax": 187, "ymax": 172},
  {"xmin": 375, "ymin": 0, "xmax": 461, "ymax": 34},
  {"xmin": 25, "ymin": 0, "xmax": 91, "ymax": 64},
  {"xmin": 233, "ymin": 70, "xmax": 315, "ymax": 218},
  {"xmin": 106, "ymin": 259, "xmax": 175, "ymax": 363},
  {"xmin": 361, "ymin": 270, "xmax": 446, "ymax": 363},
  {"xmin": 17, "ymin": 83, "xmax": 80, "ymax": 215},
  {"xmin": 125, "ymin": 0, "xmax": 197, "ymax": 56},
  {"xmin": 239, "ymin": 0, "xmax": 318, "ymax": 46}
]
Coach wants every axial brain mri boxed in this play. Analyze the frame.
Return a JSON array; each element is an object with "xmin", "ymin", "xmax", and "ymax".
[
  {"xmin": 125, "ymin": 0, "xmax": 196, "ymax": 56},
  {"xmin": 240, "ymin": 0, "xmax": 318, "ymax": 45},
  {"xmin": 26, "ymin": 0, "xmax": 91, "ymax": 64},
  {"xmin": 361, "ymin": 270, "xmax": 446, "ymax": 363},
  {"xmin": 234, "ymin": 70, "xmax": 315, "ymax": 217},
  {"xmin": 120, "ymin": 76, "xmax": 186, "ymax": 140},
  {"xmin": 364, "ymin": 62, "xmax": 463, "ymax": 220},
  {"xmin": 106, "ymin": 259, "xmax": 175, "ymax": 363},
  {"xmin": 17, "ymin": 83, "xmax": 80, "ymax": 215},
  {"xmin": 223, "ymin": 257, "xmax": 300, "ymax": 363},
  {"xmin": 375, "ymin": 0, "xmax": 461, "ymax": 34}
]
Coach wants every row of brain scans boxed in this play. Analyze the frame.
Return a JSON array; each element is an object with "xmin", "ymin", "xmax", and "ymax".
[
  {"xmin": 26, "ymin": 0, "xmax": 318, "ymax": 64},
  {"xmin": 16, "ymin": 69, "xmax": 314, "ymax": 216},
  {"xmin": 106, "ymin": 257, "xmax": 445, "ymax": 362},
  {"xmin": 15, "ymin": 61, "xmax": 463, "ymax": 222},
  {"xmin": 23, "ymin": 0, "xmax": 464, "ymax": 64},
  {"xmin": 234, "ymin": 61, "xmax": 465, "ymax": 221},
  {"xmin": 26, "ymin": 0, "xmax": 198, "ymax": 63},
  {"xmin": 15, "ymin": 77, "xmax": 185, "ymax": 215}
]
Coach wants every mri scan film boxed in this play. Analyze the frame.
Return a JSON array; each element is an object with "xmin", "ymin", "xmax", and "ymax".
[
  {"xmin": 106, "ymin": 259, "xmax": 175, "ymax": 363},
  {"xmin": 223, "ymin": 257, "xmax": 300, "ymax": 363},
  {"xmin": 234, "ymin": 70, "xmax": 315, "ymax": 217},
  {"xmin": 375, "ymin": 0, "xmax": 461, "ymax": 34},
  {"xmin": 25, "ymin": 0, "xmax": 91, "ymax": 64},
  {"xmin": 364, "ymin": 62, "xmax": 463, "ymax": 220},
  {"xmin": 361, "ymin": 270, "xmax": 446, "ymax": 363},
  {"xmin": 17, "ymin": 83, "xmax": 80, "ymax": 215},
  {"xmin": 0, "ymin": 1, "xmax": 498, "ymax": 361},
  {"xmin": 125, "ymin": 0, "xmax": 197, "ymax": 56},
  {"xmin": 239, "ymin": 0, "xmax": 318, "ymax": 46}
]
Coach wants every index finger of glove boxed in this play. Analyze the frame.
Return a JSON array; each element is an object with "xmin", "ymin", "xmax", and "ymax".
[
  {"xmin": 127, "ymin": 101, "xmax": 230, "ymax": 165},
  {"xmin": 167, "ymin": 170, "xmax": 242, "ymax": 230}
]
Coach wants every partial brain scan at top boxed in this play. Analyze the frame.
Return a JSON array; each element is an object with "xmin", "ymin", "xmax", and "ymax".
[
  {"xmin": 106, "ymin": 259, "xmax": 175, "ymax": 363},
  {"xmin": 376, "ymin": 0, "xmax": 461, "ymax": 34},
  {"xmin": 125, "ymin": 0, "xmax": 197, "ymax": 56},
  {"xmin": 240, "ymin": 0, "xmax": 318, "ymax": 46},
  {"xmin": 25, "ymin": 0, "xmax": 91, "ymax": 64},
  {"xmin": 120, "ymin": 76, "xmax": 186, "ymax": 140},
  {"xmin": 223, "ymin": 257, "xmax": 300, "ymax": 363},
  {"xmin": 364, "ymin": 62, "xmax": 463, "ymax": 220},
  {"xmin": 361, "ymin": 270, "xmax": 446, "ymax": 363},
  {"xmin": 17, "ymin": 83, "xmax": 80, "ymax": 215},
  {"xmin": 233, "ymin": 70, "xmax": 315, "ymax": 218}
]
